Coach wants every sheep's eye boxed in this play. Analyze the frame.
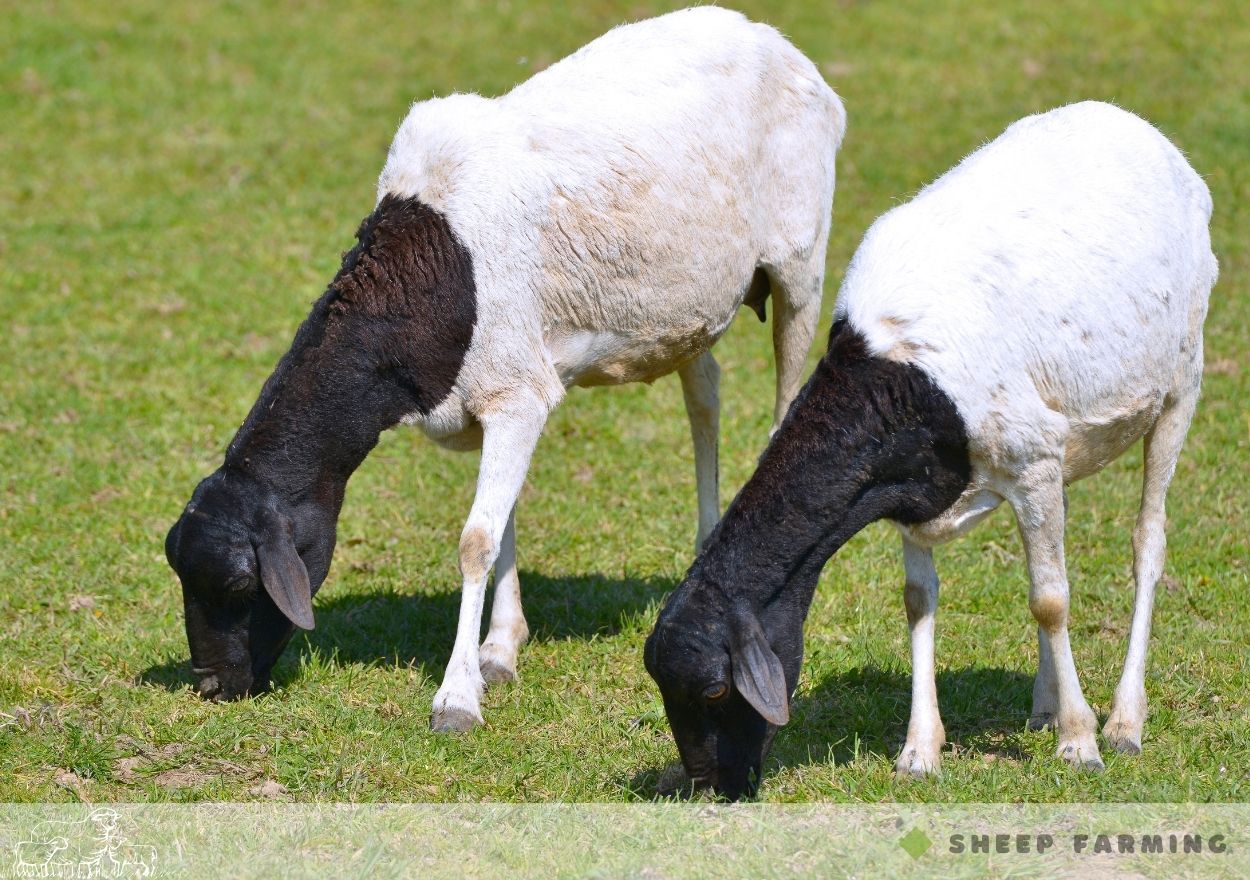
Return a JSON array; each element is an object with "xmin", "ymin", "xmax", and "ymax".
[
  {"xmin": 703, "ymin": 683, "xmax": 729, "ymax": 702},
  {"xmin": 224, "ymin": 574, "xmax": 255, "ymax": 595}
]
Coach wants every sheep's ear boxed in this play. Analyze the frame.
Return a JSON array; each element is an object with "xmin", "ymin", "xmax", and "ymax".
[
  {"xmin": 729, "ymin": 609, "xmax": 790, "ymax": 726},
  {"xmin": 257, "ymin": 523, "xmax": 314, "ymax": 630}
]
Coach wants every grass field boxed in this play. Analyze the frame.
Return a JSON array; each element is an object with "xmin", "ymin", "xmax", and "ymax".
[{"xmin": 1, "ymin": 0, "xmax": 1247, "ymax": 804}]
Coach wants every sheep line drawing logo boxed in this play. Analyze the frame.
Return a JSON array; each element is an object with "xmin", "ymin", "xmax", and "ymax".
[{"xmin": 8, "ymin": 807, "xmax": 158, "ymax": 879}]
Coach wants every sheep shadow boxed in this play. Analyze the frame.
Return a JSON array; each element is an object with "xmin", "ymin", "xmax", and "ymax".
[
  {"xmin": 285, "ymin": 568, "xmax": 671, "ymax": 677},
  {"xmin": 139, "ymin": 569, "xmax": 673, "ymax": 691},
  {"xmin": 772, "ymin": 664, "xmax": 1035, "ymax": 767},
  {"xmin": 624, "ymin": 664, "xmax": 1034, "ymax": 799}
]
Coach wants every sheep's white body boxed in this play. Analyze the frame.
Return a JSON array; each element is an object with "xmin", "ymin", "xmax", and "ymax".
[
  {"xmin": 379, "ymin": 7, "xmax": 844, "ymax": 731},
  {"xmin": 382, "ymin": 6, "xmax": 842, "ymax": 421},
  {"xmin": 838, "ymin": 101, "xmax": 1216, "ymax": 775}
]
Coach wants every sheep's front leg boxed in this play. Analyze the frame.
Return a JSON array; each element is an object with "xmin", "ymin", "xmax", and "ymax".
[
  {"xmin": 678, "ymin": 352, "xmax": 720, "ymax": 551},
  {"xmin": 1012, "ymin": 464, "xmax": 1104, "ymax": 770},
  {"xmin": 1028, "ymin": 625, "xmax": 1059, "ymax": 730},
  {"xmin": 431, "ymin": 405, "xmax": 547, "ymax": 733},
  {"xmin": 895, "ymin": 537, "xmax": 945, "ymax": 778},
  {"xmin": 1029, "ymin": 490, "xmax": 1062, "ymax": 730},
  {"xmin": 479, "ymin": 508, "xmax": 528, "ymax": 686}
]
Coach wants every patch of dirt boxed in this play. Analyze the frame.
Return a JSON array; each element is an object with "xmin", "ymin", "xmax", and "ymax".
[
  {"xmin": 981, "ymin": 751, "xmax": 1021, "ymax": 765},
  {"xmin": 238, "ymin": 332, "xmax": 270, "ymax": 355},
  {"xmin": 821, "ymin": 60, "xmax": 856, "ymax": 78},
  {"xmin": 19, "ymin": 68, "xmax": 46, "ymax": 96},
  {"xmin": 113, "ymin": 757, "xmax": 144, "ymax": 783},
  {"xmin": 153, "ymin": 296, "xmax": 187, "ymax": 316},
  {"xmin": 4, "ymin": 704, "xmax": 60, "ymax": 731},
  {"xmin": 1095, "ymin": 617, "xmax": 1125, "ymax": 637},
  {"xmin": 249, "ymin": 780, "xmax": 289, "ymax": 798},
  {"xmin": 90, "ymin": 486, "xmax": 121, "ymax": 504},
  {"xmin": 2, "ymin": 706, "xmax": 34, "ymax": 729},
  {"xmin": 53, "ymin": 770, "xmax": 91, "ymax": 801},
  {"xmin": 152, "ymin": 767, "xmax": 211, "ymax": 789},
  {"xmin": 112, "ymin": 741, "xmax": 247, "ymax": 791},
  {"xmin": 1204, "ymin": 358, "xmax": 1240, "ymax": 377},
  {"xmin": 67, "ymin": 595, "xmax": 96, "ymax": 611}
]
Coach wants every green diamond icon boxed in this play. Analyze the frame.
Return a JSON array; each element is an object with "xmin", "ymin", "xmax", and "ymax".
[{"xmin": 899, "ymin": 827, "xmax": 933, "ymax": 859}]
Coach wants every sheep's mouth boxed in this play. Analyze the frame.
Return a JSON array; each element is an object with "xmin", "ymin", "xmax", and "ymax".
[
  {"xmin": 192, "ymin": 664, "xmax": 271, "ymax": 701},
  {"xmin": 714, "ymin": 763, "xmax": 762, "ymax": 801},
  {"xmin": 658, "ymin": 772, "xmax": 718, "ymax": 801},
  {"xmin": 194, "ymin": 671, "xmax": 224, "ymax": 701},
  {"xmin": 702, "ymin": 759, "xmax": 762, "ymax": 802},
  {"xmin": 677, "ymin": 766, "xmax": 760, "ymax": 802}
]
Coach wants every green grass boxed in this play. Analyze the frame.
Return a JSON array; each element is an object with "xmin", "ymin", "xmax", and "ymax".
[{"xmin": 1, "ymin": 0, "xmax": 1247, "ymax": 803}]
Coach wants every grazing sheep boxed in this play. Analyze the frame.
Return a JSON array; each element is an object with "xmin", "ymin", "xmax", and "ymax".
[
  {"xmin": 164, "ymin": 6, "xmax": 845, "ymax": 733},
  {"xmin": 645, "ymin": 101, "xmax": 1216, "ymax": 799}
]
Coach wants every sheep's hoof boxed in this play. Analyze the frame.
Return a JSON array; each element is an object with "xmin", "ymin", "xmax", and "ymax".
[
  {"xmin": 1027, "ymin": 713, "xmax": 1055, "ymax": 732},
  {"xmin": 480, "ymin": 658, "xmax": 519, "ymax": 686},
  {"xmin": 1057, "ymin": 740, "xmax": 1105, "ymax": 772},
  {"xmin": 430, "ymin": 706, "xmax": 480, "ymax": 734},
  {"xmin": 894, "ymin": 765, "xmax": 936, "ymax": 781},
  {"xmin": 1102, "ymin": 723, "xmax": 1143, "ymax": 755},
  {"xmin": 1108, "ymin": 737, "xmax": 1141, "ymax": 756},
  {"xmin": 894, "ymin": 747, "xmax": 941, "ymax": 780}
]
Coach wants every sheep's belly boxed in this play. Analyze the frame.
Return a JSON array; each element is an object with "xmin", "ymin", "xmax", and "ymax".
[
  {"xmin": 548, "ymin": 326, "xmax": 719, "ymax": 387},
  {"xmin": 896, "ymin": 394, "xmax": 1166, "ymax": 550},
  {"xmin": 1061, "ymin": 395, "xmax": 1164, "ymax": 483}
]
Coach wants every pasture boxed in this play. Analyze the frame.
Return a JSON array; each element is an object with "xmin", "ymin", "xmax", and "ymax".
[{"xmin": 1, "ymin": 0, "xmax": 1247, "ymax": 802}]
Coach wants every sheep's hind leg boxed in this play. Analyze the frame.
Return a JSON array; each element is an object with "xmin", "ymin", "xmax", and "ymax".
[
  {"xmin": 895, "ymin": 537, "xmax": 946, "ymax": 778},
  {"xmin": 1104, "ymin": 388, "xmax": 1199, "ymax": 754},
  {"xmin": 431, "ymin": 401, "xmax": 548, "ymax": 733},
  {"xmin": 678, "ymin": 351, "xmax": 720, "ymax": 552},
  {"xmin": 1012, "ymin": 461, "xmax": 1104, "ymax": 771},
  {"xmin": 479, "ymin": 507, "xmax": 528, "ymax": 686}
]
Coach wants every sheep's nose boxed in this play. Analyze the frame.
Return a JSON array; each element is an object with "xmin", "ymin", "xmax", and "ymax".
[
  {"xmin": 689, "ymin": 774, "xmax": 716, "ymax": 793},
  {"xmin": 197, "ymin": 674, "xmax": 223, "ymax": 700}
]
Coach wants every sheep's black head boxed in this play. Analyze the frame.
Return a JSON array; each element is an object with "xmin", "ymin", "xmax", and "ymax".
[
  {"xmin": 644, "ymin": 588, "xmax": 801, "ymax": 801},
  {"xmin": 165, "ymin": 469, "xmax": 335, "ymax": 700}
]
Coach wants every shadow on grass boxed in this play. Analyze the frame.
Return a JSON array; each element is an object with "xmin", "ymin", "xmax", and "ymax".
[
  {"xmin": 139, "ymin": 569, "xmax": 673, "ymax": 692},
  {"xmin": 624, "ymin": 664, "xmax": 1034, "ymax": 799}
]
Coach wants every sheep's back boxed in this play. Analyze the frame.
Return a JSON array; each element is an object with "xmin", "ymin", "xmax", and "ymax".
[{"xmin": 839, "ymin": 101, "xmax": 1215, "ymax": 475}]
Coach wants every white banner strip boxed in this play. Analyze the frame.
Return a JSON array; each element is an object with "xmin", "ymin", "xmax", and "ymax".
[{"xmin": 0, "ymin": 803, "xmax": 1244, "ymax": 879}]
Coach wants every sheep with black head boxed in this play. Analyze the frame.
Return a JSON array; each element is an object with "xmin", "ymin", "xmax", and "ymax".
[
  {"xmin": 646, "ymin": 101, "xmax": 1216, "ymax": 799},
  {"xmin": 166, "ymin": 7, "xmax": 845, "ymax": 726}
]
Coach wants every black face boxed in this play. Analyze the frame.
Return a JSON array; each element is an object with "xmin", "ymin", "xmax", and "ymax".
[
  {"xmin": 644, "ymin": 598, "xmax": 799, "ymax": 801},
  {"xmin": 165, "ymin": 470, "xmax": 332, "ymax": 700}
]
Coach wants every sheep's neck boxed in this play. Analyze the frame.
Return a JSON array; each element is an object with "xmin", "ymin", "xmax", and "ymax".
[
  {"xmin": 223, "ymin": 301, "xmax": 401, "ymax": 512},
  {"xmin": 696, "ymin": 321, "xmax": 971, "ymax": 616},
  {"xmin": 221, "ymin": 195, "xmax": 477, "ymax": 512}
]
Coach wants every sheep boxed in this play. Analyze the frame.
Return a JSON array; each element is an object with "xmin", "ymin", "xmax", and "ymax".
[
  {"xmin": 645, "ymin": 100, "xmax": 1216, "ymax": 799},
  {"xmin": 163, "ymin": 6, "xmax": 845, "ymax": 733}
]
